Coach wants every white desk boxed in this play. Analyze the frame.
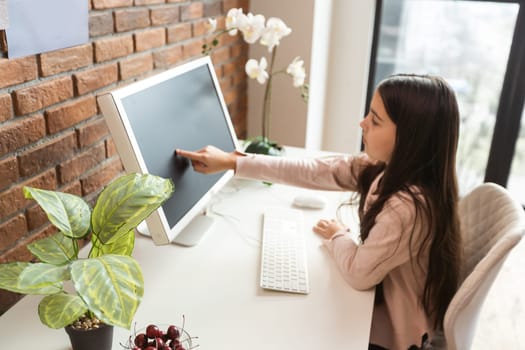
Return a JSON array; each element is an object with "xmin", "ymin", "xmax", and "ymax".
[{"xmin": 0, "ymin": 148, "xmax": 375, "ymax": 349}]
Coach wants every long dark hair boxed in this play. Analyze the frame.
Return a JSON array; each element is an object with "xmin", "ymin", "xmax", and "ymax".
[{"xmin": 356, "ymin": 74, "xmax": 462, "ymax": 329}]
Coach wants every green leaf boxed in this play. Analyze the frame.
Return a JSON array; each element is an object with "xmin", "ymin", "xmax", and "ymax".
[
  {"xmin": 0, "ymin": 262, "xmax": 63, "ymax": 295},
  {"xmin": 89, "ymin": 230, "xmax": 135, "ymax": 258},
  {"xmin": 92, "ymin": 173, "xmax": 173, "ymax": 244},
  {"xmin": 71, "ymin": 255, "xmax": 144, "ymax": 329},
  {"xmin": 23, "ymin": 187, "xmax": 91, "ymax": 239},
  {"xmin": 28, "ymin": 231, "xmax": 76, "ymax": 265},
  {"xmin": 244, "ymin": 137, "xmax": 284, "ymax": 156},
  {"xmin": 38, "ymin": 294, "xmax": 88, "ymax": 329},
  {"xmin": 19, "ymin": 263, "xmax": 69, "ymax": 289}
]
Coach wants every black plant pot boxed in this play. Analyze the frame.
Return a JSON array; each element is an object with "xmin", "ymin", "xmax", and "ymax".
[{"xmin": 65, "ymin": 324, "xmax": 114, "ymax": 350}]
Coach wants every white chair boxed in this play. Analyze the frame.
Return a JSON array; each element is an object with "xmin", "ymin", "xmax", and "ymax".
[{"xmin": 442, "ymin": 183, "xmax": 525, "ymax": 350}]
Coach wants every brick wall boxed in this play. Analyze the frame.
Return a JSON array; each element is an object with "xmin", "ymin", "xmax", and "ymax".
[{"xmin": 0, "ymin": 0, "xmax": 249, "ymax": 315}]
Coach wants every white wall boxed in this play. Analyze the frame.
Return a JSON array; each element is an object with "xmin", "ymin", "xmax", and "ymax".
[
  {"xmin": 247, "ymin": 0, "xmax": 314, "ymax": 147},
  {"xmin": 247, "ymin": 0, "xmax": 376, "ymax": 153}
]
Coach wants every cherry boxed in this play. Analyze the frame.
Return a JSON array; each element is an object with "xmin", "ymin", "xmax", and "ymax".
[
  {"xmin": 146, "ymin": 324, "xmax": 161, "ymax": 339},
  {"xmin": 134, "ymin": 333, "xmax": 147, "ymax": 347},
  {"xmin": 160, "ymin": 346, "xmax": 171, "ymax": 350},
  {"xmin": 144, "ymin": 347, "xmax": 156, "ymax": 350},
  {"xmin": 155, "ymin": 337, "xmax": 166, "ymax": 347},
  {"xmin": 167, "ymin": 325, "xmax": 180, "ymax": 340}
]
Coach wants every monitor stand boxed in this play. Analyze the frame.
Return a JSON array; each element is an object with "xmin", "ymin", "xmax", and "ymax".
[{"xmin": 136, "ymin": 214, "xmax": 215, "ymax": 247}]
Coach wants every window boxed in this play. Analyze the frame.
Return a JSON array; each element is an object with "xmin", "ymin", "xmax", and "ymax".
[{"xmin": 368, "ymin": 0, "xmax": 525, "ymax": 204}]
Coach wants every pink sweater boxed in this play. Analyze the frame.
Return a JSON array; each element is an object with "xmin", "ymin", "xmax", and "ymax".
[{"xmin": 236, "ymin": 153, "xmax": 432, "ymax": 350}]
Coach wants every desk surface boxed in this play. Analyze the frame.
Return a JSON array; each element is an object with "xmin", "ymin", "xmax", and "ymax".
[{"xmin": 0, "ymin": 148, "xmax": 375, "ymax": 350}]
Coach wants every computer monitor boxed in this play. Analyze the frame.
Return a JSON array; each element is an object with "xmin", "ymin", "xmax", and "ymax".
[{"xmin": 97, "ymin": 56, "xmax": 240, "ymax": 246}]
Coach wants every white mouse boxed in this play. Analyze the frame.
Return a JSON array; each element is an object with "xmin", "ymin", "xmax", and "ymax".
[{"xmin": 292, "ymin": 194, "xmax": 327, "ymax": 209}]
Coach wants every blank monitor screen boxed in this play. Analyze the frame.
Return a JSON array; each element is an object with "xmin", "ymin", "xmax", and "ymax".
[{"xmin": 98, "ymin": 56, "xmax": 239, "ymax": 245}]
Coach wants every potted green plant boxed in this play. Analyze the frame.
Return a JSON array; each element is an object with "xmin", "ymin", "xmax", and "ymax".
[{"xmin": 0, "ymin": 173, "xmax": 174, "ymax": 350}]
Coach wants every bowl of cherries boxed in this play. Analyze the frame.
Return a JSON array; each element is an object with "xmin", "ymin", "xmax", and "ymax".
[{"xmin": 122, "ymin": 322, "xmax": 198, "ymax": 350}]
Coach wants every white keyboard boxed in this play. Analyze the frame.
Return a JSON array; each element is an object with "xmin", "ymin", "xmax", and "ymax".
[{"xmin": 260, "ymin": 207, "xmax": 310, "ymax": 294}]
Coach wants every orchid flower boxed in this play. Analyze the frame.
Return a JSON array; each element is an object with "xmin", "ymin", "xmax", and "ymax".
[
  {"xmin": 238, "ymin": 13, "xmax": 266, "ymax": 44},
  {"xmin": 245, "ymin": 57, "xmax": 269, "ymax": 84},
  {"xmin": 226, "ymin": 8, "xmax": 244, "ymax": 35},
  {"xmin": 286, "ymin": 57, "xmax": 306, "ymax": 87},
  {"xmin": 206, "ymin": 18, "xmax": 217, "ymax": 34},
  {"xmin": 260, "ymin": 17, "xmax": 292, "ymax": 52}
]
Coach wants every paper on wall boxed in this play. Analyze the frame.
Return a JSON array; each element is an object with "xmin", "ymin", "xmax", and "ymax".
[
  {"xmin": 6, "ymin": 0, "xmax": 88, "ymax": 59},
  {"xmin": 0, "ymin": 0, "xmax": 8, "ymax": 30}
]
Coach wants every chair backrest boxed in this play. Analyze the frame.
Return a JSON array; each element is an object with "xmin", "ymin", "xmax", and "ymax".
[{"xmin": 443, "ymin": 183, "xmax": 525, "ymax": 350}]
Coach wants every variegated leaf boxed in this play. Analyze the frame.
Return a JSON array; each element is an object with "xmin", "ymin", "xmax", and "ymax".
[
  {"xmin": 28, "ymin": 231, "xmax": 76, "ymax": 264},
  {"xmin": 38, "ymin": 294, "xmax": 88, "ymax": 329},
  {"xmin": 0, "ymin": 262, "xmax": 63, "ymax": 295},
  {"xmin": 92, "ymin": 173, "xmax": 173, "ymax": 244},
  {"xmin": 23, "ymin": 187, "xmax": 91, "ymax": 239},
  {"xmin": 89, "ymin": 230, "xmax": 135, "ymax": 258},
  {"xmin": 71, "ymin": 255, "xmax": 144, "ymax": 329},
  {"xmin": 19, "ymin": 263, "xmax": 69, "ymax": 289}
]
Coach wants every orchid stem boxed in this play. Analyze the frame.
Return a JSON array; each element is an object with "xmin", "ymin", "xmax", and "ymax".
[{"xmin": 262, "ymin": 47, "xmax": 277, "ymax": 140}]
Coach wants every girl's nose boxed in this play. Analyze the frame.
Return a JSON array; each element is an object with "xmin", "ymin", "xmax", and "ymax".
[{"xmin": 360, "ymin": 116, "xmax": 367, "ymax": 129}]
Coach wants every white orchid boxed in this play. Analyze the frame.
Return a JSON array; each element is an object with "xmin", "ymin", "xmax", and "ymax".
[
  {"xmin": 286, "ymin": 57, "xmax": 306, "ymax": 87},
  {"xmin": 245, "ymin": 57, "xmax": 269, "ymax": 84},
  {"xmin": 204, "ymin": 9, "xmax": 309, "ymax": 145},
  {"xmin": 260, "ymin": 17, "xmax": 292, "ymax": 52},
  {"xmin": 226, "ymin": 8, "xmax": 244, "ymax": 35},
  {"xmin": 206, "ymin": 18, "xmax": 217, "ymax": 34},
  {"xmin": 238, "ymin": 13, "xmax": 266, "ymax": 44}
]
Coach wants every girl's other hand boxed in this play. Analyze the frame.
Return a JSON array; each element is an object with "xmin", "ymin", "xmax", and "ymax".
[
  {"xmin": 313, "ymin": 219, "xmax": 347, "ymax": 239},
  {"xmin": 175, "ymin": 145, "xmax": 242, "ymax": 174}
]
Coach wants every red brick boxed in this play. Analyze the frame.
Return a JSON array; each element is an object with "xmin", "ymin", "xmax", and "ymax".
[
  {"xmin": 135, "ymin": 28, "xmax": 166, "ymax": 51},
  {"xmin": 192, "ymin": 19, "xmax": 211, "ymax": 37},
  {"xmin": 230, "ymin": 42, "xmax": 248, "ymax": 60},
  {"xmin": 92, "ymin": 0, "xmax": 132, "ymax": 9},
  {"xmin": 150, "ymin": 6, "xmax": 180, "ymax": 26},
  {"xmin": 0, "ymin": 93, "xmax": 13, "ymax": 122},
  {"xmin": 0, "ymin": 115, "xmax": 46, "ymax": 157},
  {"xmin": 74, "ymin": 63, "xmax": 119, "ymax": 95},
  {"xmin": 153, "ymin": 45, "xmax": 183, "ymax": 68},
  {"xmin": 167, "ymin": 23, "xmax": 191, "ymax": 43},
  {"xmin": 135, "ymin": 0, "xmax": 164, "ymax": 4},
  {"xmin": 13, "ymin": 77, "xmax": 74, "ymax": 115},
  {"xmin": 45, "ymin": 96, "xmax": 98, "ymax": 134},
  {"xmin": 89, "ymin": 11, "xmax": 114, "ymax": 37},
  {"xmin": 203, "ymin": 1, "xmax": 221, "ymax": 17},
  {"xmin": 210, "ymin": 45, "xmax": 230, "ymax": 64},
  {"xmin": 115, "ymin": 8, "xmax": 151, "ymax": 32},
  {"xmin": 106, "ymin": 138, "xmax": 118, "ymax": 157},
  {"xmin": 77, "ymin": 118, "xmax": 109, "ymax": 148},
  {"xmin": 119, "ymin": 53, "xmax": 154, "ymax": 80},
  {"xmin": 0, "ymin": 56, "xmax": 38, "ymax": 89},
  {"xmin": 40, "ymin": 45, "xmax": 93, "ymax": 77},
  {"xmin": 80, "ymin": 158, "xmax": 123, "ymax": 196},
  {"xmin": 24, "ymin": 168, "xmax": 58, "ymax": 192},
  {"xmin": 17, "ymin": 132, "xmax": 77, "ymax": 177},
  {"xmin": 0, "ymin": 157, "xmax": 18, "ymax": 190},
  {"xmin": 0, "ymin": 215, "xmax": 27, "ymax": 251},
  {"xmin": 60, "ymin": 181, "xmax": 83, "ymax": 197},
  {"xmin": 94, "ymin": 35, "xmax": 134, "ymax": 63},
  {"xmin": 182, "ymin": 38, "xmax": 204, "ymax": 59},
  {"xmin": 0, "ymin": 187, "xmax": 25, "ymax": 222},
  {"xmin": 58, "ymin": 143, "xmax": 106, "ymax": 184},
  {"xmin": 180, "ymin": 2, "xmax": 203, "ymax": 21},
  {"xmin": 222, "ymin": 0, "xmax": 249, "ymax": 12}
]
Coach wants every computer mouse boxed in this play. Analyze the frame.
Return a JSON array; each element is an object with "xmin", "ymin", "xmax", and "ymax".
[{"xmin": 292, "ymin": 194, "xmax": 327, "ymax": 209}]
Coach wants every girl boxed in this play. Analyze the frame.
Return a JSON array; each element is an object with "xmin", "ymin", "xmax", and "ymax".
[{"xmin": 176, "ymin": 74, "xmax": 463, "ymax": 350}]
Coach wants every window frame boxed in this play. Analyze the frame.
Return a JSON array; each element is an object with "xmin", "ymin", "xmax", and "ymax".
[{"xmin": 367, "ymin": 0, "xmax": 525, "ymax": 191}]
